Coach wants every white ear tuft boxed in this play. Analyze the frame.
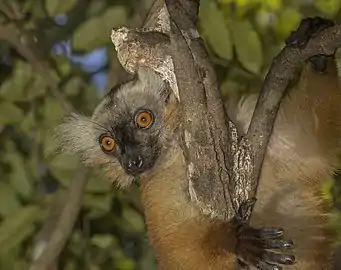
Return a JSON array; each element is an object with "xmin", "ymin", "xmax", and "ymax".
[
  {"xmin": 55, "ymin": 113, "xmax": 102, "ymax": 164},
  {"xmin": 137, "ymin": 67, "xmax": 165, "ymax": 92}
]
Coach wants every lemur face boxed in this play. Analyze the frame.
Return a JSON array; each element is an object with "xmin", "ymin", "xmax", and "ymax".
[{"xmin": 57, "ymin": 67, "xmax": 178, "ymax": 188}]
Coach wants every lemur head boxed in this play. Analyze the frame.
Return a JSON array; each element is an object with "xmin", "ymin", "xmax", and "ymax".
[{"xmin": 57, "ymin": 67, "xmax": 179, "ymax": 188}]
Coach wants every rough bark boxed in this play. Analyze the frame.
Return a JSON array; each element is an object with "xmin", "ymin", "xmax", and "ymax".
[{"xmin": 111, "ymin": 0, "xmax": 341, "ymax": 222}]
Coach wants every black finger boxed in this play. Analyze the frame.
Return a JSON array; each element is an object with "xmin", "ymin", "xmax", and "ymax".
[
  {"xmin": 238, "ymin": 249, "xmax": 284, "ymax": 270},
  {"xmin": 261, "ymin": 251, "xmax": 296, "ymax": 265},
  {"xmin": 237, "ymin": 259, "xmax": 249, "ymax": 269},
  {"xmin": 242, "ymin": 238, "xmax": 294, "ymax": 250},
  {"xmin": 238, "ymin": 227, "xmax": 284, "ymax": 239},
  {"xmin": 256, "ymin": 260, "xmax": 283, "ymax": 270}
]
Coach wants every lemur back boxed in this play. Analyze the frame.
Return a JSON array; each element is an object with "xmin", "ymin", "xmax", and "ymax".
[{"xmin": 227, "ymin": 55, "xmax": 341, "ymax": 269}]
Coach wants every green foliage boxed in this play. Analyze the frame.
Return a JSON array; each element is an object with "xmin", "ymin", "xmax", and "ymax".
[
  {"xmin": 0, "ymin": 206, "xmax": 41, "ymax": 255},
  {"xmin": 200, "ymin": 0, "xmax": 233, "ymax": 60},
  {"xmin": 230, "ymin": 20, "xmax": 263, "ymax": 74},
  {"xmin": 45, "ymin": 0, "xmax": 78, "ymax": 16},
  {"xmin": 72, "ymin": 6, "xmax": 127, "ymax": 51},
  {"xmin": 1, "ymin": 0, "xmax": 341, "ymax": 269}
]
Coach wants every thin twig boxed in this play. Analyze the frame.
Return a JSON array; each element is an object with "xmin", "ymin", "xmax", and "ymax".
[
  {"xmin": 30, "ymin": 168, "xmax": 90, "ymax": 270},
  {"xmin": 0, "ymin": 25, "xmax": 74, "ymax": 112}
]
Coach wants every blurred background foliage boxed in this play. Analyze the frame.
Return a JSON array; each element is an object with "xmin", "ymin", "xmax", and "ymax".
[{"xmin": 0, "ymin": 0, "xmax": 341, "ymax": 269}]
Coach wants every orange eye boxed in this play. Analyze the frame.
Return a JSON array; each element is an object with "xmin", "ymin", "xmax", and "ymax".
[
  {"xmin": 99, "ymin": 135, "xmax": 116, "ymax": 153},
  {"xmin": 135, "ymin": 109, "xmax": 154, "ymax": 129}
]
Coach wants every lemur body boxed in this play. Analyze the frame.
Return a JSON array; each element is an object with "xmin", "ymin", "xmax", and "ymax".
[
  {"xmin": 140, "ymin": 52, "xmax": 341, "ymax": 270},
  {"xmin": 227, "ymin": 55, "xmax": 341, "ymax": 269},
  {"xmin": 58, "ymin": 18, "xmax": 341, "ymax": 269}
]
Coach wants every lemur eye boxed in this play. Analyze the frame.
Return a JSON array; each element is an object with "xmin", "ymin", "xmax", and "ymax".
[
  {"xmin": 135, "ymin": 109, "xmax": 154, "ymax": 129},
  {"xmin": 99, "ymin": 135, "xmax": 116, "ymax": 153}
]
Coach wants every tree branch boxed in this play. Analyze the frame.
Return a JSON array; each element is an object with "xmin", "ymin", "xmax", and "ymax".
[
  {"xmin": 30, "ymin": 168, "xmax": 90, "ymax": 270},
  {"xmin": 234, "ymin": 22, "xmax": 341, "ymax": 220},
  {"xmin": 164, "ymin": 0, "xmax": 235, "ymax": 218}
]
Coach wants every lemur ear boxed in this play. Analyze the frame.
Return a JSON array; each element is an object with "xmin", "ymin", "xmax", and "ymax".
[
  {"xmin": 136, "ymin": 67, "xmax": 172, "ymax": 102},
  {"xmin": 55, "ymin": 113, "xmax": 102, "ymax": 164}
]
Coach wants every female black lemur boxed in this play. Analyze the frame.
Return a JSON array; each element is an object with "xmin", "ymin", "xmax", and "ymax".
[{"xmin": 57, "ymin": 17, "xmax": 341, "ymax": 269}]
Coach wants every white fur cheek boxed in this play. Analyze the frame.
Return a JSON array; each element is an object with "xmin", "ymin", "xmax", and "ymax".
[
  {"xmin": 55, "ymin": 113, "xmax": 103, "ymax": 161},
  {"xmin": 102, "ymin": 160, "xmax": 134, "ymax": 188}
]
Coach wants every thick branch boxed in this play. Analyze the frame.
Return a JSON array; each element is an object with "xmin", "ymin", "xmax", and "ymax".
[
  {"xmin": 111, "ymin": 0, "xmax": 236, "ymax": 219},
  {"xmin": 0, "ymin": 19, "xmax": 89, "ymax": 270},
  {"xmin": 164, "ymin": 0, "xmax": 235, "ymax": 219}
]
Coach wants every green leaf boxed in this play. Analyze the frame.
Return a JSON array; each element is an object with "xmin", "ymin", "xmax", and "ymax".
[
  {"xmin": 122, "ymin": 207, "xmax": 145, "ymax": 233},
  {"xmin": 82, "ymin": 85, "xmax": 100, "ymax": 111},
  {"xmin": 0, "ymin": 205, "xmax": 41, "ymax": 255},
  {"xmin": 26, "ymin": 75, "xmax": 46, "ymax": 99},
  {"xmin": 41, "ymin": 97, "xmax": 66, "ymax": 128},
  {"xmin": 86, "ymin": 167, "xmax": 112, "ymax": 193},
  {"xmin": 140, "ymin": 242, "xmax": 158, "ymax": 270},
  {"xmin": 86, "ymin": 0, "xmax": 106, "ymax": 17},
  {"xmin": 0, "ymin": 182, "xmax": 22, "ymax": 218},
  {"xmin": 91, "ymin": 234, "xmax": 115, "ymax": 249},
  {"xmin": 0, "ymin": 246, "xmax": 27, "ymax": 270},
  {"xmin": 83, "ymin": 193, "xmax": 113, "ymax": 213},
  {"xmin": 220, "ymin": 79, "xmax": 241, "ymax": 97},
  {"xmin": 45, "ymin": 0, "xmax": 78, "ymax": 16},
  {"xmin": 0, "ymin": 102, "xmax": 24, "ymax": 125},
  {"xmin": 262, "ymin": 0, "xmax": 282, "ymax": 11},
  {"xmin": 63, "ymin": 77, "xmax": 83, "ymax": 96},
  {"xmin": 230, "ymin": 21, "xmax": 263, "ymax": 74},
  {"xmin": 72, "ymin": 6, "xmax": 127, "ymax": 51},
  {"xmin": 53, "ymin": 55, "xmax": 73, "ymax": 77},
  {"xmin": 19, "ymin": 110, "xmax": 36, "ymax": 134},
  {"xmin": 49, "ymin": 152, "xmax": 79, "ymax": 183},
  {"xmin": 42, "ymin": 129, "xmax": 60, "ymax": 159},
  {"xmin": 111, "ymin": 248, "xmax": 135, "ymax": 270},
  {"xmin": 0, "ymin": 79, "xmax": 24, "ymax": 102},
  {"xmin": 274, "ymin": 8, "xmax": 301, "ymax": 38},
  {"xmin": 4, "ymin": 149, "xmax": 34, "ymax": 198},
  {"xmin": 50, "ymin": 154, "xmax": 112, "ymax": 193},
  {"xmin": 199, "ymin": 0, "xmax": 233, "ymax": 60},
  {"xmin": 0, "ymin": 61, "xmax": 33, "ymax": 101},
  {"xmin": 63, "ymin": 260, "xmax": 78, "ymax": 270},
  {"xmin": 315, "ymin": 0, "xmax": 340, "ymax": 16}
]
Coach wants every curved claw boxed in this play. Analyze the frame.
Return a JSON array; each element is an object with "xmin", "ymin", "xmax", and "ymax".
[
  {"xmin": 238, "ymin": 244, "xmax": 295, "ymax": 269},
  {"xmin": 236, "ymin": 224, "xmax": 296, "ymax": 269},
  {"xmin": 243, "ymin": 237, "xmax": 294, "ymax": 250},
  {"xmin": 238, "ymin": 227, "xmax": 284, "ymax": 239}
]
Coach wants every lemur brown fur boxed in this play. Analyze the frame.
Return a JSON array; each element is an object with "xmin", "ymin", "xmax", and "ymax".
[
  {"xmin": 138, "ymin": 57, "xmax": 341, "ymax": 270},
  {"xmin": 57, "ymin": 17, "xmax": 341, "ymax": 269},
  {"xmin": 141, "ymin": 20, "xmax": 341, "ymax": 269}
]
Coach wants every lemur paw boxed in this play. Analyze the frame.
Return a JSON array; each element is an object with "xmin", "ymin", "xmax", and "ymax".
[
  {"xmin": 285, "ymin": 17, "xmax": 334, "ymax": 49},
  {"xmin": 236, "ymin": 226, "xmax": 295, "ymax": 270},
  {"xmin": 235, "ymin": 199, "xmax": 295, "ymax": 270},
  {"xmin": 285, "ymin": 17, "xmax": 335, "ymax": 73}
]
